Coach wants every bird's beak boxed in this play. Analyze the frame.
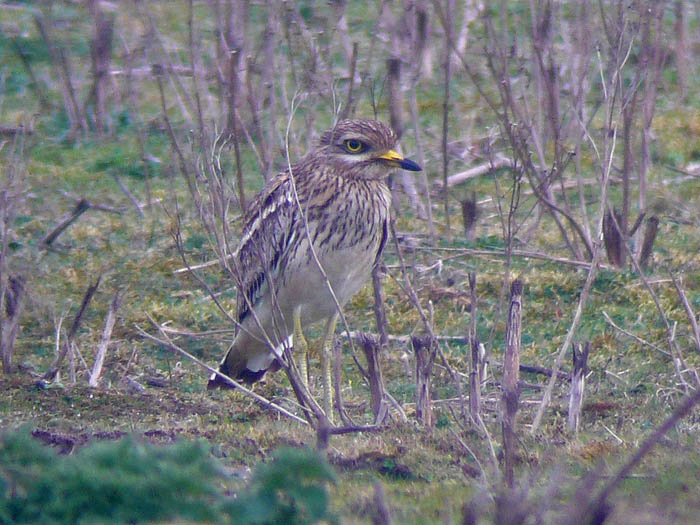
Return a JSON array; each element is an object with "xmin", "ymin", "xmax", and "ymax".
[{"xmin": 378, "ymin": 150, "xmax": 422, "ymax": 171}]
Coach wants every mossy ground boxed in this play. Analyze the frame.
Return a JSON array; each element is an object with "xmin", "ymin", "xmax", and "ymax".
[{"xmin": 1, "ymin": 2, "xmax": 700, "ymax": 523}]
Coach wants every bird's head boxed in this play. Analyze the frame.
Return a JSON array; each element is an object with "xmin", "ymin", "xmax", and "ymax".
[{"xmin": 317, "ymin": 119, "xmax": 422, "ymax": 180}]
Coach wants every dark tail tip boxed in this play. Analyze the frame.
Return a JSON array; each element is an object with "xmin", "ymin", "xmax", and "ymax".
[
  {"xmin": 207, "ymin": 374, "xmax": 234, "ymax": 390},
  {"xmin": 207, "ymin": 362, "xmax": 267, "ymax": 390},
  {"xmin": 207, "ymin": 361, "xmax": 236, "ymax": 390},
  {"xmin": 237, "ymin": 368, "xmax": 267, "ymax": 383}
]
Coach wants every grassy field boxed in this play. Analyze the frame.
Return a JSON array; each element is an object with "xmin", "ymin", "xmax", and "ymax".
[{"xmin": 1, "ymin": 1, "xmax": 700, "ymax": 523}]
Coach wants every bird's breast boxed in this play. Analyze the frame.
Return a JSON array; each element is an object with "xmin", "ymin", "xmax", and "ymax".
[{"xmin": 281, "ymin": 179, "xmax": 391, "ymax": 318}]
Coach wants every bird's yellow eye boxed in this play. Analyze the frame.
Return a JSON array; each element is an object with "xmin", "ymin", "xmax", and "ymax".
[{"xmin": 344, "ymin": 139, "xmax": 365, "ymax": 153}]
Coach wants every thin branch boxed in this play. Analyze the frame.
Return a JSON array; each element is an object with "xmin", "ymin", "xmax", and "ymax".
[
  {"xmin": 602, "ymin": 310, "xmax": 670, "ymax": 358},
  {"xmin": 530, "ymin": 119, "xmax": 616, "ymax": 433},
  {"xmin": 40, "ymin": 199, "xmax": 91, "ymax": 247},
  {"xmin": 111, "ymin": 174, "xmax": 144, "ymax": 217},
  {"xmin": 43, "ymin": 277, "xmax": 101, "ymax": 380},
  {"xmin": 137, "ymin": 318, "xmax": 308, "ymax": 426},
  {"xmin": 434, "ymin": 156, "xmax": 510, "ymax": 188},
  {"xmin": 588, "ymin": 388, "xmax": 700, "ymax": 516},
  {"xmin": 440, "ymin": 0, "xmax": 453, "ymax": 238},
  {"xmin": 670, "ymin": 272, "xmax": 700, "ymax": 356},
  {"xmin": 89, "ymin": 289, "xmax": 124, "ymax": 387},
  {"xmin": 412, "ymin": 246, "xmax": 603, "ymax": 270}
]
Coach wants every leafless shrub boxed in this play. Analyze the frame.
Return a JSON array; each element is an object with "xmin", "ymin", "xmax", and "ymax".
[
  {"xmin": 87, "ymin": 1, "xmax": 115, "ymax": 136},
  {"xmin": 567, "ymin": 341, "xmax": 590, "ymax": 433},
  {"xmin": 459, "ymin": 192, "xmax": 479, "ymax": 243},
  {"xmin": 358, "ymin": 333, "xmax": 388, "ymax": 424},
  {"xmin": 412, "ymin": 334, "xmax": 437, "ymax": 427},
  {"xmin": 43, "ymin": 277, "xmax": 101, "ymax": 382},
  {"xmin": 467, "ymin": 272, "xmax": 481, "ymax": 424},
  {"xmin": 88, "ymin": 289, "xmax": 124, "ymax": 387},
  {"xmin": 501, "ymin": 279, "xmax": 522, "ymax": 488},
  {"xmin": 34, "ymin": 7, "xmax": 87, "ymax": 137},
  {"xmin": 0, "ymin": 134, "xmax": 29, "ymax": 374},
  {"xmin": 602, "ymin": 207, "xmax": 624, "ymax": 267},
  {"xmin": 638, "ymin": 216, "xmax": 659, "ymax": 269},
  {"xmin": 0, "ymin": 274, "xmax": 25, "ymax": 373},
  {"xmin": 430, "ymin": 1, "xmax": 672, "ymax": 271}
]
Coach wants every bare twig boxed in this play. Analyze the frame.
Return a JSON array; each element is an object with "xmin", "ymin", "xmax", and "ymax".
[
  {"xmin": 502, "ymin": 279, "xmax": 522, "ymax": 487},
  {"xmin": 41, "ymin": 199, "xmax": 91, "ymax": 247},
  {"xmin": 315, "ymin": 423, "xmax": 385, "ymax": 451},
  {"xmin": 606, "ymin": 208, "xmax": 698, "ymax": 390},
  {"xmin": 226, "ymin": 49, "xmax": 247, "ymax": 212},
  {"xmin": 34, "ymin": 10, "xmax": 87, "ymax": 136},
  {"xmin": 436, "ymin": 341, "xmax": 468, "ymax": 426},
  {"xmin": 434, "ymin": 156, "xmax": 510, "ymax": 188},
  {"xmin": 332, "ymin": 338, "xmax": 353, "ymax": 427},
  {"xmin": 413, "ymin": 246, "xmax": 602, "ymax": 270},
  {"xmin": 337, "ymin": 42, "xmax": 358, "ymax": 122},
  {"xmin": 359, "ymin": 333, "xmax": 388, "ymax": 424},
  {"xmin": 468, "ymin": 272, "xmax": 480, "ymax": 423},
  {"xmin": 58, "ymin": 190, "xmax": 125, "ymax": 213},
  {"xmin": 89, "ymin": 289, "xmax": 124, "ymax": 387},
  {"xmin": 568, "ymin": 341, "xmax": 590, "ymax": 433},
  {"xmin": 385, "ymin": 58, "xmax": 424, "ymax": 217},
  {"xmin": 602, "ymin": 310, "xmax": 670, "ymax": 358},
  {"xmin": 0, "ymin": 275, "xmax": 26, "ymax": 373},
  {"xmin": 584, "ymin": 388, "xmax": 700, "ymax": 519},
  {"xmin": 531, "ymin": 238, "xmax": 602, "ymax": 434},
  {"xmin": 111, "ymin": 174, "xmax": 144, "ymax": 217},
  {"xmin": 9, "ymin": 38, "xmax": 51, "ymax": 109},
  {"xmin": 88, "ymin": 1, "xmax": 115, "ymax": 136},
  {"xmin": 440, "ymin": 0, "xmax": 453, "ymax": 239},
  {"xmin": 137, "ymin": 318, "xmax": 308, "ymax": 426},
  {"xmin": 670, "ymin": 272, "xmax": 700, "ymax": 356},
  {"xmin": 413, "ymin": 335, "xmax": 437, "ymax": 427},
  {"xmin": 44, "ymin": 277, "xmax": 101, "ymax": 381},
  {"xmin": 530, "ymin": 78, "xmax": 617, "ymax": 431}
]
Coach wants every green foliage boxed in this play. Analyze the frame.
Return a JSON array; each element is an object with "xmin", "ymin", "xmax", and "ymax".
[
  {"xmin": 0, "ymin": 429, "xmax": 221, "ymax": 524},
  {"xmin": 223, "ymin": 447, "xmax": 338, "ymax": 525},
  {"xmin": 0, "ymin": 430, "xmax": 338, "ymax": 525}
]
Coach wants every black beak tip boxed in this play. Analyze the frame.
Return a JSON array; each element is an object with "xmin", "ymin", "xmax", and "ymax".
[{"xmin": 400, "ymin": 158, "xmax": 422, "ymax": 172}]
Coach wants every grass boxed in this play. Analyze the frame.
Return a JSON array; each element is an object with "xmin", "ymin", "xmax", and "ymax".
[{"xmin": 1, "ymin": 1, "xmax": 700, "ymax": 523}]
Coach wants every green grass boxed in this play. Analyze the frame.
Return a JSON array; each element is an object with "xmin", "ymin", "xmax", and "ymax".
[{"xmin": 1, "ymin": 1, "xmax": 700, "ymax": 523}]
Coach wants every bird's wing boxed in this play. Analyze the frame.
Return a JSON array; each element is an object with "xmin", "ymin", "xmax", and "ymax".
[
  {"xmin": 233, "ymin": 172, "xmax": 297, "ymax": 326},
  {"xmin": 374, "ymin": 214, "xmax": 389, "ymax": 267}
]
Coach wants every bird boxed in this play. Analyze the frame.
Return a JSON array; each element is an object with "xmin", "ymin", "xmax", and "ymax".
[{"xmin": 208, "ymin": 118, "xmax": 421, "ymax": 419}]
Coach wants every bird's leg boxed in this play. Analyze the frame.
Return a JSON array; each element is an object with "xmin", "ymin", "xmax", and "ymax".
[
  {"xmin": 320, "ymin": 313, "xmax": 338, "ymax": 423},
  {"xmin": 293, "ymin": 305, "xmax": 309, "ymax": 388}
]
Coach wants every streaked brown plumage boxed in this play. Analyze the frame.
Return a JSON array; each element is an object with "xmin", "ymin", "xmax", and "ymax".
[{"xmin": 208, "ymin": 119, "xmax": 421, "ymax": 397}]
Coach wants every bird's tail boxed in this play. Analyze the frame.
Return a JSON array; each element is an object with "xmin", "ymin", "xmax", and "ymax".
[
  {"xmin": 207, "ymin": 347, "xmax": 279, "ymax": 389},
  {"xmin": 207, "ymin": 359, "xmax": 236, "ymax": 390},
  {"xmin": 207, "ymin": 362, "xmax": 269, "ymax": 389}
]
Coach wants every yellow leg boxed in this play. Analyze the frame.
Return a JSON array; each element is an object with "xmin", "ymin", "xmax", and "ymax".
[
  {"xmin": 320, "ymin": 314, "xmax": 338, "ymax": 423},
  {"xmin": 293, "ymin": 305, "xmax": 309, "ymax": 388}
]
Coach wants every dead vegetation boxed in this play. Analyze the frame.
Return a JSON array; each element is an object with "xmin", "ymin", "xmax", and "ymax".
[{"xmin": 2, "ymin": 1, "xmax": 700, "ymax": 522}]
